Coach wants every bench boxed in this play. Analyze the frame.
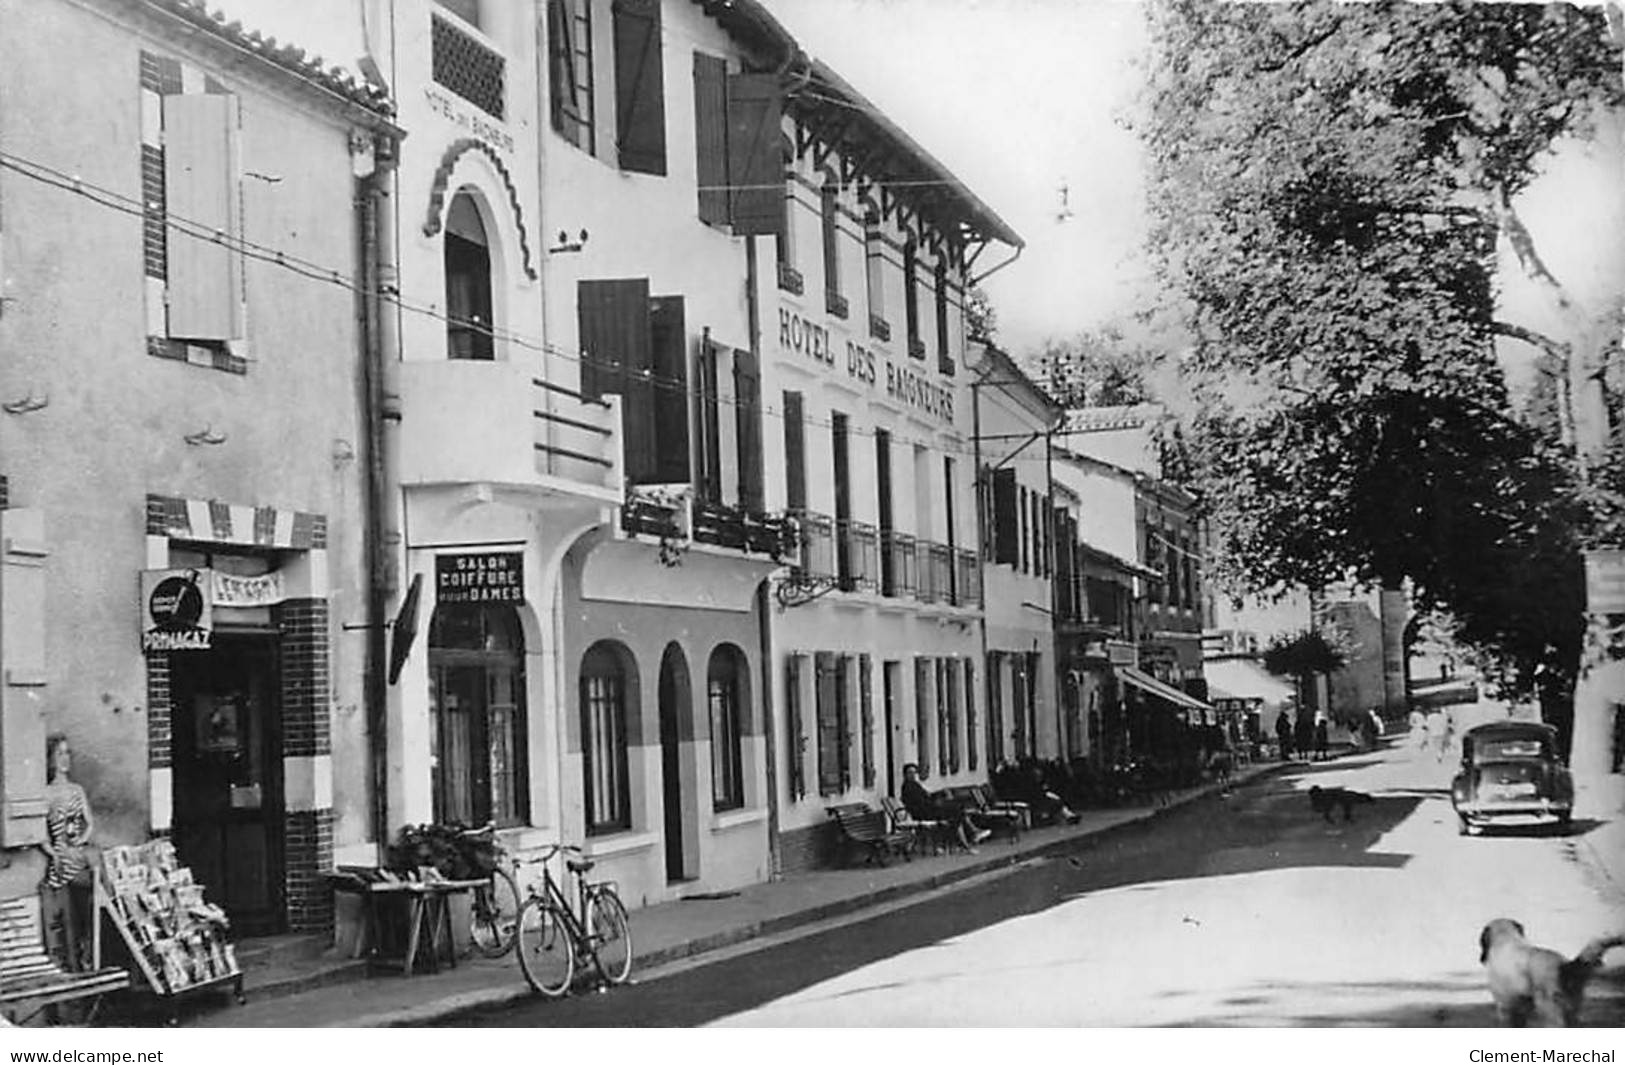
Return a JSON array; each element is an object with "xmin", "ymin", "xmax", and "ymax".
[
  {"xmin": 826, "ymin": 803, "xmax": 911, "ymax": 867},
  {"xmin": 881, "ymin": 796, "xmax": 954, "ymax": 856},
  {"xmin": 943, "ymin": 786, "xmax": 1024, "ymax": 843},
  {"xmin": 0, "ymin": 897, "xmax": 129, "ymax": 1026}
]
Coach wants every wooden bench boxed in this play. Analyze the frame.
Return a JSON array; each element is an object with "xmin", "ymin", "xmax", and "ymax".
[
  {"xmin": 826, "ymin": 803, "xmax": 911, "ymax": 867},
  {"xmin": 0, "ymin": 897, "xmax": 128, "ymax": 1026},
  {"xmin": 944, "ymin": 786, "xmax": 1024, "ymax": 843},
  {"xmin": 881, "ymin": 797, "xmax": 953, "ymax": 856}
]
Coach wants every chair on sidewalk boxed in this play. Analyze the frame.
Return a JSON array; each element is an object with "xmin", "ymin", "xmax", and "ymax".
[
  {"xmin": 944, "ymin": 786, "xmax": 1023, "ymax": 844},
  {"xmin": 826, "ymin": 803, "xmax": 911, "ymax": 867},
  {"xmin": 881, "ymin": 797, "xmax": 952, "ymax": 856}
]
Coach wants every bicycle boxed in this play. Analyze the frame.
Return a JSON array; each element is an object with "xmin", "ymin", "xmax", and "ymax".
[
  {"xmin": 512, "ymin": 843, "xmax": 633, "ymax": 996},
  {"xmin": 462, "ymin": 824, "xmax": 522, "ymax": 958}
]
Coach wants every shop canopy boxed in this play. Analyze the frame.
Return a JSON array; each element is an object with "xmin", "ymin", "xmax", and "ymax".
[
  {"xmin": 1204, "ymin": 656, "xmax": 1295, "ymax": 707},
  {"xmin": 1117, "ymin": 665, "xmax": 1215, "ymax": 714}
]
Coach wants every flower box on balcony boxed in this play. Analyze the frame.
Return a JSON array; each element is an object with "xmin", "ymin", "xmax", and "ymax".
[{"xmin": 777, "ymin": 263, "xmax": 805, "ymax": 295}]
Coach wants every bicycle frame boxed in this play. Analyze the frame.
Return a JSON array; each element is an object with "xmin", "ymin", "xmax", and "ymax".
[{"xmin": 522, "ymin": 854, "xmax": 615, "ymax": 980}]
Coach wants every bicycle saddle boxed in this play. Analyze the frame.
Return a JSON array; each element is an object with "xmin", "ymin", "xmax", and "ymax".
[{"xmin": 567, "ymin": 857, "xmax": 595, "ymax": 875}]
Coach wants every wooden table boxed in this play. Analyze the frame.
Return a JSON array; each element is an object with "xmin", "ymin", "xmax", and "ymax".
[{"xmin": 331, "ymin": 875, "xmax": 483, "ymax": 975}]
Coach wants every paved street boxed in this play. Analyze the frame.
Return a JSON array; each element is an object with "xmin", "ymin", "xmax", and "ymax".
[{"xmin": 444, "ymin": 744, "xmax": 1625, "ymax": 1027}]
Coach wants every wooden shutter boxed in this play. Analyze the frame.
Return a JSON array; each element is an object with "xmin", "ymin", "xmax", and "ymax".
[
  {"xmin": 548, "ymin": 0, "xmax": 588, "ymax": 147},
  {"xmin": 783, "ymin": 390, "xmax": 806, "ymax": 511},
  {"xmin": 991, "ymin": 467, "xmax": 1018, "ymax": 564},
  {"xmin": 612, "ymin": 0, "xmax": 666, "ymax": 175},
  {"xmin": 163, "ymin": 92, "xmax": 240, "ymax": 341},
  {"xmin": 694, "ymin": 342, "xmax": 722, "ymax": 501},
  {"xmin": 858, "ymin": 654, "xmax": 875, "ymax": 790},
  {"xmin": 986, "ymin": 652, "xmax": 1004, "ymax": 767},
  {"xmin": 577, "ymin": 278, "xmax": 654, "ymax": 479},
  {"xmin": 650, "ymin": 296, "xmax": 690, "ymax": 484},
  {"xmin": 693, "ymin": 53, "xmax": 728, "ymax": 225},
  {"xmin": 1053, "ymin": 507, "xmax": 1073, "ymax": 617},
  {"xmin": 935, "ymin": 658, "xmax": 948, "ymax": 776},
  {"xmin": 725, "ymin": 73, "xmax": 783, "ymax": 236},
  {"xmin": 732, "ymin": 348, "xmax": 764, "ymax": 511},
  {"xmin": 835, "ymin": 655, "xmax": 853, "ymax": 792},
  {"xmin": 913, "ymin": 657, "xmax": 932, "ymax": 778},
  {"xmin": 0, "ymin": 510, "xmax": 48, "ymax": 846},
  {"xmin": 785, "ymin": 655, "xmax": 805, "ymax": 801},
  {"xmin": 1011, "ymin": 658, "xmax": 1028, "ymax": 757},
  {"xmin": 964, "ymin": 659, "xmax": 978, "ymax": 772},
  {"xmin": 815, "ymin": 652, "xmax": 840, "ymax": 796}
]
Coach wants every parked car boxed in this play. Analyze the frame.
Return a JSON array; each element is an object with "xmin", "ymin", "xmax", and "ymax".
[{"xmin": 1450, "ymin": 721, "xmax": 1573, "ymax": 835}]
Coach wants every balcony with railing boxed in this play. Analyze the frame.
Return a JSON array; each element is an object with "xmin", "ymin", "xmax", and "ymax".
[
  {"xmin": 954, "ymin": 548, "xmax": 982, "ymax": 608},
  {"xmin": 913, "ymin": 540, "xmax": 953, "ymax": 604},
  {"xmin": 835, "ymin": 519, "xmax": 877, "ymax": 592},
  {"xmin": 397, "ymin": 361, "xmax": 623, "ymax": 503},
  {"xmin": 879, "ymin": 530, "xmax": 915, "ymax": 598},
  {"xmin": 690, "ymin": 498, "xmax": 796, "ymax": 561},
  {"xmin": 791, "ymin": 510, "xmax": 835, "ymax": 579}
]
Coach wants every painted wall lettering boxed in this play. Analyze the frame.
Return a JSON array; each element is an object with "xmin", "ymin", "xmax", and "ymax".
[{"xmin": 778, "ymin": 303, "xmax": 955, "ymax": 424}]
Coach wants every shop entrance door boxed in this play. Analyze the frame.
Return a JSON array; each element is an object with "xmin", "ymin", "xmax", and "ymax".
[{"xmin": 170, "ymin": 634, "xmax": 284, "ymax": 935}]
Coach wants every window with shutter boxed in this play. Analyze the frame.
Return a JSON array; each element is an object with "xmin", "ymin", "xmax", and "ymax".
[
  {"xmin": 1018, "ymin": 485, "xmax": 1029, "ymax": 573},
  {"xmin": 903, "ymin": 241, "xmax": 921, "ymax": 357},
  {"xmin": 782, "ymin": 390, "xmax": 806, "ymax": 511},
  {"xmin": 612, "ymin": 0, "xmax": 666, "ymax": 175},
  {"xmin": 913, "ymin": 657, "xmax": 932, "ymax": 778},
  {"xmin": 820, "ymin": 183, "xmax": 843, "ymax": 313},
  {"xmin": 693, "ymin": 53, "xmax": 729, "ymax": 225},
  {"xmin": 650, "ymin": 297, "xmax": 691, "ymax": 484},
  {"xmin": 858, "ymin": 654, "xmax": 875, "ymax": 790},
  {"xmin": 986, "ymin": 651, "xmax": 1004, "ymax": 768},
  {"xmin": 832, "ymin": 412, "xmax": 851, "ymax": 586},
  {"xmin": 694, "ymin": 341, "xmax": 722, "ymax": 501},
  {"xmin": 577, "ymin": 278, "xmax": 656, "ymax": 480},
  {"xmin": 835, "ymin": 655, "xmax": 853, "ymax": 792},
  {"xmin": 0, "ymin": 509, "xmax": 48, "ymax": 847},
  {"xmin": 732, "ymin": 348, "xmax": 763, "ymax": 511},
  {"xmin": 964, "ymin": 659, "xmax": 978, "ymax": 772},
  {"xmin": 815, "ymin": 652, "xmax": 841, "ymax": 796},
  {"xmin": 163, "ymin": 92, "xmax": 241, "ymax": 342},
  {"xmin": 864, "ymin": 211, "xmax": 886, "ymax": 329},
  {"xmin": 1011, "ymin": 657, "xmax": 1028, "ymax": 757},
  {"xmin": 935, "ymin": 260, "xmax": 953, "ymax": 374},
  {"xmin": 726, "ymin": 73, "xmax": 784, "ymax": 237},
  {"xmin": 786, "ymin": 654, "xmax": 806, "ymax": 801},
  {"xmin": 548, "ymin": 0, "xmax": 594, "ymax": 151},
  {"xmin": 991, "ymin": 467, "xmax": 1018, "ymax": 565}
]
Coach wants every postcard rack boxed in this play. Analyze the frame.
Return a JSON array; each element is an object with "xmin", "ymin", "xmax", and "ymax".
[{"xmin": 95, "ymin": 841, "xmax": 244, "ymax": 1013}]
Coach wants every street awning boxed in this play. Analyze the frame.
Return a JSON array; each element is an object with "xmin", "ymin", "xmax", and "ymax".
[
  {"xmin": 1117, "ymin": 665, "xmax": 1214, "ymax": 714},
  {"xmin": 1204, "ymin": 656, "xmax": 1294, "ymax": 707}
]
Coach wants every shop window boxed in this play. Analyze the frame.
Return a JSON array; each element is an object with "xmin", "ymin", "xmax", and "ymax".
[
  {"xmin": 430, "ymin": 602, "xmax": 528, "ymax": 827},
  {"xmin": 444, "ymin": 192, "xmax": 495, "ymax": 360},
  {"xmin": 580, "ymin": 642, "xmax": 634, "ymax": 835},
  {"xmin": 707, "ymin": 645, "xmax": 747, "ymax": 811},
  {"xmin": 548, "ymin": 0, "xmax": 594, "ymax": 151}
]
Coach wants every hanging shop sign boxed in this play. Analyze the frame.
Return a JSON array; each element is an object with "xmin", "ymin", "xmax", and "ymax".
[
  {"xmin": 211, "ymin": 569, "xmax": 286, "ymax": 608},
  {"xmin": 140, "ymin": 569, "xmax": 213, "ymax": 652},
  {"xmin": 436, "ymin": 552, "xmax": 525, "ymax": 605},
  {"xmin": 1584, "ymin": 549, "xmax": 1625, "ymax": 614}
]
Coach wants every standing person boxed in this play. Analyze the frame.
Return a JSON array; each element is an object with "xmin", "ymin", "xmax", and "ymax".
[
  {"xmin": 1363, "ymin": 708, "xmax": 1383, "ymax": 750},
  {"xmin": 1408, "ymin": 707, "xmax": 1427, "ymax": 753},
  {"xmin": 1275, "ymin": 709, "xmax": 1295, "ymax": 761},
  {"xmin": 1313, "ymin": 715, "xmax": 1331, "ymax": 761},
  {"xmin": 40, "ymin": 733, "xmax": 96, "ymax": 970},
  {"xmin": 1426, "ymin": 708, "xmax": 1449, "ymax": 762},
  {"xmin": 900, "ymin": 764, "xmax": 990, "ymax": 853}
]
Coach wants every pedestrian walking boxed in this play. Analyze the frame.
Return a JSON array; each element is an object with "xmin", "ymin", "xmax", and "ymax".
[
  {"xmin": 1276, "ymin": 709, "xmax": 1295, "ymax": 761},
  {"xmin": 1426, "ymin": 709, "xmax": 1449, "ymax": 762},
  {"xmin": 1408, "ymin": 707, "xmax": 1427, "ymax": 754}
]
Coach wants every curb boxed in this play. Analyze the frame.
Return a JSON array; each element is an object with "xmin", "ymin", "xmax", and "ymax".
[{"xmin": 352, "ymin": 767, "xmax": 1284, "ymax": 1028}]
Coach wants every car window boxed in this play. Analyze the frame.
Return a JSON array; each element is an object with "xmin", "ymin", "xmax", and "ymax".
[{"xmin": 1474, "ymin": 738, "xmax": 1546, "ymax": 761}]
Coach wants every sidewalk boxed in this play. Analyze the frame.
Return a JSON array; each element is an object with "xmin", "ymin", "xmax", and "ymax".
[{"xmin": 167, "ymin": 764, "xmax": 1279, "ymax": 1028}]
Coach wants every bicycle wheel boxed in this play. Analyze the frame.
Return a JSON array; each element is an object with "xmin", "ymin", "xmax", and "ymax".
[
  {"xmin": 586, "ymin": 888, "xmax": 633, "ymax": 985},
  {"xmin": 515, "ymin": 897, "xmax": 575, "ymax": 997},
  {"xmin": 468, "ymin": 866, "xmax": 520, "ymax": 958}
]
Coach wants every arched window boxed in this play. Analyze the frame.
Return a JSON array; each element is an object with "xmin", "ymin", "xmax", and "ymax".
[
  {"xmin": 707, "ymin": 645, "xmax": 748, "ymax": 811},
  {"xmin": 581, "ymin": 642, "xmax": 633, "ymax": 835},
  {"xmin": 429, "ymin": 601, "xmax": 527, "ymax": 826},
  {"xmin": 444, "ymin": 191, "xmax": 494, "ymax": 360}
]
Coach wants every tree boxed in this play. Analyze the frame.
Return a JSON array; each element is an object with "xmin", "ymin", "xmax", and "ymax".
[
  {"xmin": 1028, "ymin": 325, "xmax": 1158, "ymax": 408},
  {"xmin": 965, "ymin": 285, "xmax": 998, "ymax": 344},
  {"xmin": 1140, "ymin": 0, "xmax": 1622, "ymax": 753}
]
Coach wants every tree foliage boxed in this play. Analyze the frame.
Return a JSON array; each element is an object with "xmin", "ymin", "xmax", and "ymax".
[
  {"xmin": 1029, "ymin": 325, "xmax": 1159, "ymax": 407},
  {"xmin": 1262, "ymin": 629, "xmax": 1348, "ymax": 679},
  {"xmin": 1141, "ymin": 0, "xmax": 1620, "ymax": 698}
]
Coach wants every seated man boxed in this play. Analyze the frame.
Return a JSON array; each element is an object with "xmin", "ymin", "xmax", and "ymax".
[
  {"xmin": 900, "ymin": 763, "xmax": 990, "ymax": 853},
  {"xmin": 1012, "ymin": 759, "xmax": 1081, "ymax": 825}
]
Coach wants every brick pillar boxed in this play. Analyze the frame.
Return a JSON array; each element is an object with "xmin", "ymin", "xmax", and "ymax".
[{"xmin": 276, "ymin": 597, "xmax": 333, "ymax": 934}]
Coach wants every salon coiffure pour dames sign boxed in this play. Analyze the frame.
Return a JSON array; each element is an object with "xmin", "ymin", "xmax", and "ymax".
[{"xmin": 140, "ymin": 569, "xmax": 288, "ymax": 651}]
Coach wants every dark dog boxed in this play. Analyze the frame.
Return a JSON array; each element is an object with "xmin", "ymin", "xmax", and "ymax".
[
  {"xmin": 1479, "ymin": 918, "xmax": 1625, "ymax": 1027},
  {"xmin": 1308, "ymin": 785, "xmax": 1373, "ymax": 822}
]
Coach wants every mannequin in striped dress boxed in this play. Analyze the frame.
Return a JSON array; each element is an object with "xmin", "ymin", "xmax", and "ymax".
[{"xmin": 40, "ymin": 733, "xmax": 95, "ymax": 969}]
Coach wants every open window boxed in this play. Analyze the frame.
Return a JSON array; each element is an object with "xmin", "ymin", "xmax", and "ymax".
[{"xmin": 444, "ymin": 192, "xmax": 495, "ymax": 360}]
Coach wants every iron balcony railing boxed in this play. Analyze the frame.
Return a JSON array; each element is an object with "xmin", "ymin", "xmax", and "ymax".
[
  {"xmin": 791, "ymin": 510, "xmax": 835, "ymax": 579},
  {"xmin": 913, "ymin": 540, "xmax": 954, "ymax": 604},
  {"xmin": 879, "ymin": 529, "xmax": 915, "ymax": 598},
  {"xmin": 689, "ymin": 499, "xmax": 795, "ymax": 560},
  {"xmin": 836, "ymin": 519, "xmax": 877, "ymax": 592},
  {"xmin": 955, "ymin": 548, "xmax": 982, "ymax": 607}
]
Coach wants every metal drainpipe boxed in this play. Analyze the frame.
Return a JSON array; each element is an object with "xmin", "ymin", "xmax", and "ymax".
[{"xmin": 745, "ymin": 234, "xmax": 783, "ymax": 879}]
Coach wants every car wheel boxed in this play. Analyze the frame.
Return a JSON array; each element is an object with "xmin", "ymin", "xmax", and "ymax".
[{"xmin": 1457, "ymin": 815, "xmax": 1471, "ymax": 836}]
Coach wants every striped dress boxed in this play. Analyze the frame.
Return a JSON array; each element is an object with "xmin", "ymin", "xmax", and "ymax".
[{"xmin": 43, "ymin": 782, "xmax": 92, "ymax": 890}]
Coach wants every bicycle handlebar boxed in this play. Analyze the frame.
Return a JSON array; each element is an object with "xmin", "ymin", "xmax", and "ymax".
[{"xmin": 523, "ymin": 842, "xmax": 586, "ymax": 864}]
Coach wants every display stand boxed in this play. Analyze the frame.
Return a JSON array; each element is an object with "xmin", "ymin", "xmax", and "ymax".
[{"xmin": 95, "ymin": 841, "xmax": 243, "ymax": 1021}]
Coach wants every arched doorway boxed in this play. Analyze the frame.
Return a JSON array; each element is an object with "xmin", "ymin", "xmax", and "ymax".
[
  {"xmin": 429, "ymin": 601, "xmax": 528, "ymax": 826},
  {"xmin": 658, "ymin": 644, "xmax": 697, "ymax": 882},
  {"xmin": 444, "ymin": 190, "xmax": 494, "ymax": 360}
]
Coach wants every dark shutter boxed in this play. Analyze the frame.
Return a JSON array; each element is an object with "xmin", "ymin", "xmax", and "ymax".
[
  {"xmin": 786, "ymin": 655, "xmax": 805, "ymax": 801},
  {"xmin": 693, "ymin": 53, "xmax": 729, "ymax": 225},
  {"xmin": 991, "ymin": 467, "xmax": 1018, "ymax": 565},
  {"xmin": 577, "ymin": 278, "xmax": 654, "ymax": 479},
  {"xmin": 783, "ymin": 390, "xmax": 806, "ymax": 511},
  {"xmin": 987, "ymin": 652, "xmax": 1004, "ymax": 767},
  {"xmin": 914, "ymin": 656, "xmax": 932, "ymax": 779},
  {"xmin": 726, "ymin": 73, "xmax": 783, "ymax": 236},
  {"xmin": 964, "ymin": 659, "xmax": 978, "ymax": 772},
  {"xmin": 612, "ymin": 0, "xmax": 666, "ymax": 175},
  {"xmin": 694, "ymin": 342, "xmax": 722, "ymax": 501},
  {"xmin": 548, "ymin": 0, "xmax": 587, "ymax": 147},
  {"xmin": 650, "ymin": 296, "xmax": 690, "ymax": 483},
  {"xmin": 1053, "ymin": 506, "xmax": 1073, "ymax": 617},
  {"xmin": 835, "ymin": 654, "xmax": 852, "ymax": 792},
  {"xmin": 815, "ymin": 652, "xmax": 840, "ymax": 796},
  {"xmin": 732, "ymin": 348, "xmax": 764, "ymax": 510},
  {"xmin": 859, "ymin": 654, "xmax": 875, "ymax": 790}
]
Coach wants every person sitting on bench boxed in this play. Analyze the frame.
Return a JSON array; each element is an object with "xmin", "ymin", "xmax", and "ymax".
[{"xmin": 900, "ymin": 764, "xmax": 990, "ymax": 853}]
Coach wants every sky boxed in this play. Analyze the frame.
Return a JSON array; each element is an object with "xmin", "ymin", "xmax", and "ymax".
[{"xmin": 217, "ymin": 0, "xmax": 1154, "ymax": 358}]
